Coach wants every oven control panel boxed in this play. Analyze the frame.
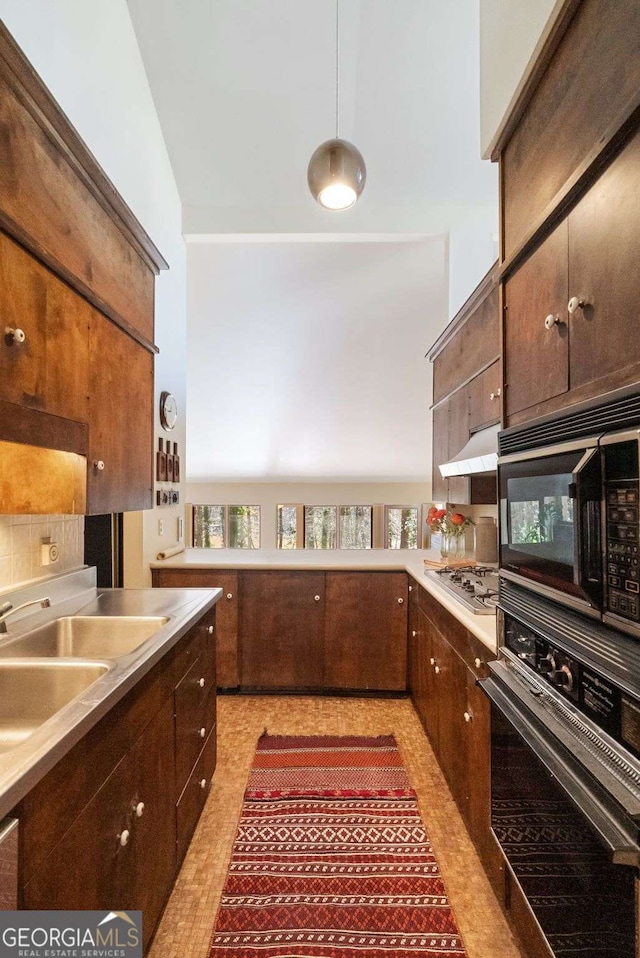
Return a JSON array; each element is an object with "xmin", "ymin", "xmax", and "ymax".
[
  {"xmin": 605, "ymin": 480, "xmax": 640, "ymax": 624},
  {"xmin": 504, "ymin": 615, "xmax": 640, "ymax": 757}
]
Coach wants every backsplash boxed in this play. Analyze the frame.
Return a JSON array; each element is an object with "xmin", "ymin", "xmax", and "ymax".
[{"xmin": 0, "ymin": 515, "xmax": 85, "ymax": 591}]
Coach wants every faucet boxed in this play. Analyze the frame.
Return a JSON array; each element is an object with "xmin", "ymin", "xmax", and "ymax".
[{"xmin": 0, "ymin": 597, "xmax": 51, "ymax": 634}]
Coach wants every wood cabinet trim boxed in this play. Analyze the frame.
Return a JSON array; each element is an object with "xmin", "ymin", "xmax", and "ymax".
[
  {"xmin": 0, "ymin": 400, "xmax": 88, "ymax": 456},
  {"xmin": 427, "ymin": 262, "xmax": 498, "ymax": 362},
  {"xmin": 430, "ymin": 355, "xmax": 501, "ymax": 412},
  {"xmin": 0, "ymin": 23, "xmax": 167, "ymax": 275}
]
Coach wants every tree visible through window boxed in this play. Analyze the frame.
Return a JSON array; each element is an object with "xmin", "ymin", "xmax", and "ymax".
[
  {"xmin": 277, "ymin": 505, "xmax": 298, "ymax": 549},
  {"xmin": 305, "ymin": 506, "xmax": 337, "ymax": 549},
  {"xmin": 228, "ymin": 505, "xmax": 260, "ymax": 549},
  {"xmin": 193, "ymin": 505, "xmax": 225, "ymax": 548},
  {"xmin": 386, "ymin": 506, "xmax": 419, "ymax": 549},
  {"xmin": 339, "ymin": 506, "xmax": 372, "ymax": 549},
  {"xmin": 192, "ymin": 504, "xmax": 260, "ymax": 549}
]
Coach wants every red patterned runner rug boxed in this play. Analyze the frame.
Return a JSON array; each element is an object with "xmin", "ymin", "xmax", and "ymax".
[{"xmin": 208, "ymin": 734, "xmax": 467, "ymax": 958}]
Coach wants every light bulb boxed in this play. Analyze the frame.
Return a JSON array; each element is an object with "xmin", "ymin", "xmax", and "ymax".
[{"xmin": 317, "ymin": 183, "xmax": 357, "ymax": 210}]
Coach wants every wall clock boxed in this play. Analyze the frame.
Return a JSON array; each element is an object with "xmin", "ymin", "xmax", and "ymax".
[{"xmin": 159, "ymin": 391, "xmax": 178, "ymax": 430}]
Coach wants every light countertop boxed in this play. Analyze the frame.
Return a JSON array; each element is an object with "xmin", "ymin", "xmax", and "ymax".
[{"xmin": 151, "ymin": 548, "xmax": 498, "ymax": 653}]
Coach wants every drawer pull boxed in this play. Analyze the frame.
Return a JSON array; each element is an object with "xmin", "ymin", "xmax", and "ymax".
[
  {"xmin": 198, "ymin": 677, "xmax": 205, "ymax": 688},
  {"xmin": 314, "ymin": 595, "xmax": 321, "ymax": 602},
  {"xmin": 226, "ymin": 593, "xmax": 233, "ymax": 600},
  {"xmin": 135, "ymin": 802, "xmax": 145, "ymax": 818},
  {"xmin": 397, "ymin": 597, "xmax": 404, "ymax": 604},
  {"xmin": 118, "ymin": 829, "xmax": 130, "ymax": 847},
  {"xmin": 429, "ymin": 657, "xmax": 435, "ymax": 666},
  {"xmin": 408, "ymin": 585, "xmax": 413, "ymax": 592},
  {"xmin": 200, "ymin": 779, "xmax": 207, "ymax": 790},
  {"xmin": 474, "ymin": 657, "xmax": 482, "ymax": 669},
  {"xmin": 200, "ymin": 727, "xmax": 206, "ymax": 739},
  {"xmin": 434, "ymin": 665, "xmax": 440, "ymax": 675},
  {"xmin": 207, "ymin": 625, "xmax": 214, "ymax": 634},
  {"xmin": 412, "ymin": 630, "xmax": 417, "ymax": 637},
  {"xmin": 464, "ymin": 711, "xmax": 472, "ymax": 723}
]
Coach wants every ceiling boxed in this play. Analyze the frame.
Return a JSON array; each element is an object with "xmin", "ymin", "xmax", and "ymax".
[{"xmin": 126, "ymin": 0, "xmax": 498, "ymax": 483}]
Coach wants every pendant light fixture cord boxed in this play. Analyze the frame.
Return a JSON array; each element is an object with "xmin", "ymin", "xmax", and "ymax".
[{"xmin": 335, "ymin": 0, "xmax": 340, "ymax": 138}]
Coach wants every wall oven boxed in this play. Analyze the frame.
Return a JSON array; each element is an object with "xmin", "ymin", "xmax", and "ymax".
[{"xmin": 482, "ymin": 582, "xmax": 640, "ymax": 958}]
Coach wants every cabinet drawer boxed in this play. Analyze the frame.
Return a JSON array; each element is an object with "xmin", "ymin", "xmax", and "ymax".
[
  {"xmin": 176, "ymin": 725, "xmax": 216, "ymax": 863},
  {"xmin": 175, "ymin": 655, "xmax": 212, "ymax": 794}
]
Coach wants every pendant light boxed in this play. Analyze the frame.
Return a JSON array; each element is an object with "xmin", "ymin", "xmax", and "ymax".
[{"xmin": 307, "ymin": 0, "xmax": 366, "ymax": 210}]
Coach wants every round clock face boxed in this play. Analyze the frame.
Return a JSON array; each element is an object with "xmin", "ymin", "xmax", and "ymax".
[{"xmin": 160, "ymin": 391, "xmax": 178, "ymax": 430}]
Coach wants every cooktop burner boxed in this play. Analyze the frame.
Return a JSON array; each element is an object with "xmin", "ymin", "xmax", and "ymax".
[{"xmin": 424, "ymin": 565, "xmax": 499, "ymax": 614}]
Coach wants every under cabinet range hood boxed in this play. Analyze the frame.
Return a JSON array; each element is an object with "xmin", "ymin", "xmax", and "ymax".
[{"xmin": 438, "ymin": 424, "xmax": 499, "ymax": 477}]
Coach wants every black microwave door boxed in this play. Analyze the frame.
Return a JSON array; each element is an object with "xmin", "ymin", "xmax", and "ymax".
[{"xmin": 500, "ymin": 447, "xmax": 602, "ymax": 609}]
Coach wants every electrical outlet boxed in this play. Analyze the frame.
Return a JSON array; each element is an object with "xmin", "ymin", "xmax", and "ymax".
[
  {"xmin": 41, "ymin": 539, "xmax": 59, "ymax": 566},
  {"xmin": 158, "ymin": 519, "xmax": 164, "ymax": 536}
]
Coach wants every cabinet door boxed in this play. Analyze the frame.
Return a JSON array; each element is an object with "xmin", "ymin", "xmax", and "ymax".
[
  {"xmin": 88, "ymin": 313, "xmax": 153, "ymax": 514},
  {"xmin": 431, "ymin": 630, "xmax": 467, "ymax": 808},
  {"xmin": 431, "ymin": 403, "xmax": 449, "ymax": 503},
  {"xmin": 0, "ymin": 231, "xmax": 89, "ymax": 423},
  {"xmin": 212, "ymin": 572, "xmax": 239, "ymax": 688},
  {"xmin": 504, "ymin": 222, "xmax": 568, "ymax": 419},
  {"xmin": 468, "ymin": 361, "xmax": 501, "ymax": 432},
  {"xmin": 568, "ymin": 126, "xmax": 640, "ymax": 392},
  {"xmin": 463, "ymin": 667, "xmax": 491, "ymax": 860},
  {"xmin": 415, "ymin": 607, "xmax": 438, "ymax": 749},
  {"xmin": 241, "ymin": 571, "xmax": 325, "ymax": 688},
  {"xmin": 22, "ymin": 697, "xmax": 175, "ymax": 949},
  {"xmin": 324, "ymin": 572, "xmax": 407, "ymax": 691}
]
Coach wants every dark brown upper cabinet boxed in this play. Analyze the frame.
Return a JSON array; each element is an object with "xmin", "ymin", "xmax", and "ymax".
[{"xmin": 0, "ymin": 24, "xmax": 167, "ymax": 513}]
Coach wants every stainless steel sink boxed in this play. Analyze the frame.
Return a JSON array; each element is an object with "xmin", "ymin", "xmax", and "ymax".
[
  {"xmin": 0, "ymin": 661, "xmax": 109, "ymax": 753},
  {"xmin": 0, "ymin": 615, "xmax": 169, "ymax": 660}
]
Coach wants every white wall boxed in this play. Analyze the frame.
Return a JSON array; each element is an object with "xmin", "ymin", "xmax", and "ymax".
[
  {"xmin": 0, "ymin": 0, "xmax": 188, "ymax": 587},
  {"xmin": 187, "ymin": 238, "xmax": 446, "ymax": 484},
  {"xmin": 480, "ymin": 0, "xmax": 564, "ymax": 157}
]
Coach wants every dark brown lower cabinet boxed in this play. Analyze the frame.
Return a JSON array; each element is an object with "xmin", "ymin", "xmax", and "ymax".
[
  {"xmin": 241, "ymin": 571, "xmax": 325, "ymax": 689},
  {"xmin": 324, "ymin": 572, "xmax": 408, "ymax": 691},
  {"xmin": 16, "ymin": 608, "xmax": 217, "ymax": 953},
  {"xmin": 151, "ymin": 568, "xmax": 239, "ymax": 689},
  {"xmin": 409, "ymin": 591, "xmax": 494, "ymax": 862}
]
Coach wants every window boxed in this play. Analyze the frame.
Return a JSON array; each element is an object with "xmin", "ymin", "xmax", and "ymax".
[
  {"xmin": 304, "ymin": 506, "xmax": 337, "ymax": 549},
  {"xmin": 191, "ymin": 504, "xmax": 260, "ymax": 549},
  {"xmin": 276, "ymin": 504, "xmax": 300, "ymax": 549},
  {"xmin": 339, "ymin": 505, "xmax": 372, "ymax": 549},
  {"xmin": 386, "ymin": 506, "xmax": 419, "ymax": 549}
]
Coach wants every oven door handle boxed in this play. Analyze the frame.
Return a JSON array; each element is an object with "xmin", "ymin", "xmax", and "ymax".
[
  {"xmin": 571, "ymin": 447, "xmax": 602, "ymax": 606},
  {"xmin": 480, "ymin": 673, "xmax": 640, "ymax": 866}
]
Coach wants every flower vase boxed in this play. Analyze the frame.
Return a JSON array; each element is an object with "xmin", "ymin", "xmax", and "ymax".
[
  {"xmin": 440, "ymin": 534, "xmax": 450, "ymax": 561},
  {"xmin": 451, "ymin": 534, "xmax": 465, "ymax": 560}
]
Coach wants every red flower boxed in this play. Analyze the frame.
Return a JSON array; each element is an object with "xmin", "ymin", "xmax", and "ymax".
[
  {"xmin": 435, "ymin": 508, "xmax": 447, "ymax": 521},
  {"xmin": 450, "ymin": 512, "xmax": 466, "ymax": 525}
]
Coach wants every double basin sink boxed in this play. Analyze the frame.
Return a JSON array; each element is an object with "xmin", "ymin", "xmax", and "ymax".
[{"xmin": 0, "ymin": 615, "xmax": 168, "ymax": 754}]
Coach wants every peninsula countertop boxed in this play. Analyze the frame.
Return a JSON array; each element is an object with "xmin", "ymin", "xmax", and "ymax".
[
  {"xmin": 0, "ymin": 567, "xmax": 221, "ymax": 820},
  {"xmin": 151, "ymin": 547, "xmax": 498, "ymax": 653}
]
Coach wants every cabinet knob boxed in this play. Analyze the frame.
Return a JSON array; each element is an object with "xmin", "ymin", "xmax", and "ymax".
[
  {"xmin": 464, "ymin": 711, "xmax": 472, "ymax": 723},
  {"xmin": 474, "ymin": 657, "xmax": 482, "ymax": 669},
  {"xmin": 207, "ymin": 625, "xmax": 214, "ymax": 634},
  {"xmin": 412, "ymin": 630, "xmax": 417, "ymax": 637},
  {"xmin": 200, "ymin": 727, "xmax": 206, "ymax": 739},
  {"xmin": 408, "ymin": 585, "xmax": 413, "ymax": 592},
  {"xmin": 430, "ymin": 657, "xmax": 435, "ymax": 666},
  {"xmin": 544, "ymin": 314, "xmax": 561, "ymax": 330},
  {"xmin": 118, "ymin": 829, "xmax": 130, "ymax": 847},
  {"xmin": 93, "ymin": 460, "xmax": 105, "ymax": 471},
  {"xmin": 314, "ymin": 595, "xmax": 321, "ymax": 601},
  {"xmin": 397, "ymin": 597, "xmax": 404, "ymax": 604},
  {"xmin": 434, "ymin": 665, "xmax": 441, "ymax": 674},
  {"xmin": 568, "ymin": 296, "xmax": 587, "ymax": 315},
  {"xmin": 198, "ymin": 677, "xmax": 205, "ymax": 688},
  {"xmin": 4, "ymin": 326, "xmax": 26, "ymax": 345},
  {"xmin": 200, "ymin": 778, "xmax": 207, "ymax": 790},
  {"xmin": 226, "ymin": 593, "xmax": 233, "ymax": 600},
  {"xmin": 135, "ymin": 802, "xmax": 145, "ymax": 818},
  {"xmin": 489, "ymin": 388, "xmax": 501, "ymax": 401}
]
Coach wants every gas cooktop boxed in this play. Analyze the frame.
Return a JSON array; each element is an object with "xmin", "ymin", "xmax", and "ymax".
[{"xmin": 424, "ymin": 565, "xmax": 499, "ymax": 615}]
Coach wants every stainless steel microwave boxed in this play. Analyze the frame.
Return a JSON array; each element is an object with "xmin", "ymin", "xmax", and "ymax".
[{"xmin": 499, "ymin": 429, "xmax": 640, "ymax": 637}]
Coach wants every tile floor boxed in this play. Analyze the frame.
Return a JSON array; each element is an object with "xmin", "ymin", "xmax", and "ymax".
[{"xmin": 149, "ymin": 695, "xmax": 524, "ymax": 958}]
